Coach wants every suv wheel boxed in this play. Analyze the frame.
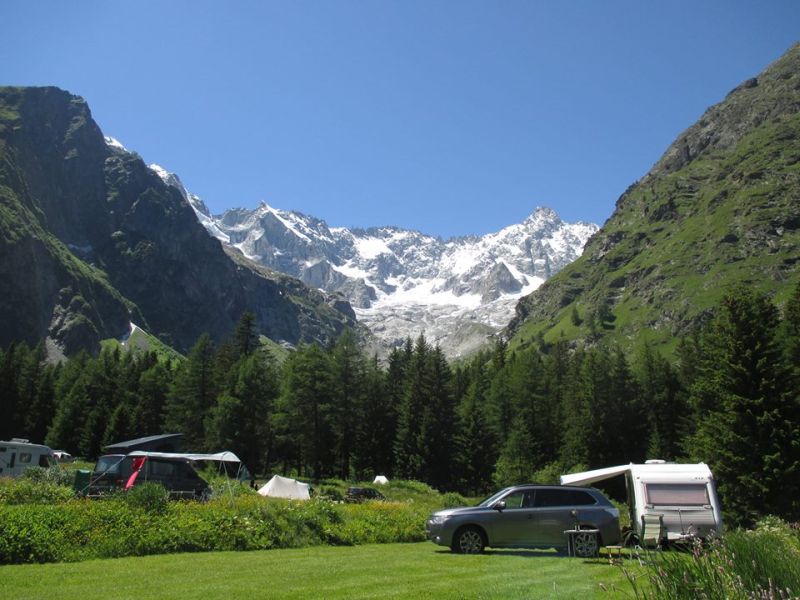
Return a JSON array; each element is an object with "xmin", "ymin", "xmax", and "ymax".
[
  {"xmin": 573, "ymin": 530, "xmax": 599, "ymax": 558},
  {"xmin": 452, "ymin": 526, "xmax": 485, "ymax": 554}
]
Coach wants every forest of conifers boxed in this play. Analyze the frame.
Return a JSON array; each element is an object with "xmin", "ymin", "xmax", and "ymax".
[{"xmin": 2, "ymin": 284, "xmax": 799, "ymax": 525}]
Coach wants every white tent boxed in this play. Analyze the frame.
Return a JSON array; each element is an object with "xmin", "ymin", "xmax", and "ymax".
[
  {"xmin": 258, "ymin": 475, "xmax": 311, "ymax": 500},
  {"xmin": 373, "ymin": 475, "xmax": 389, "ymax": 485}
]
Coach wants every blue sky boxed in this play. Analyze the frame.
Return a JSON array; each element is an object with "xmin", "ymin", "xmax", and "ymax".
[{"xmin": 2, "ymin": 2, "xmax": 798, "ymax": 238}]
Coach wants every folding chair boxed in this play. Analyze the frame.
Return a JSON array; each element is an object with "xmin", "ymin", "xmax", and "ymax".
[{"xmin": 634, "ymin": 512, "xmax": 664, "ymax": 565}]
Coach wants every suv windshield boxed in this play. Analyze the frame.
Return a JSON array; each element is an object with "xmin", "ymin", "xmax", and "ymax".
[{"xmin": 94, "ymin": 455, "xmax": 124, "ymax": 475}]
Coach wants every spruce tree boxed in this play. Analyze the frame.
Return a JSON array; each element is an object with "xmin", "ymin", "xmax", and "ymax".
[
  {"xmin": 394, "ymin": 335, "xmax": 431, "ymax": 479},
  {"xmin": 330, "ymin": 330, "xmax": 365, "ymax": 479},
  {"xmin": 688, "ymin": 288, "xmax": 799, "ymax": 524},
  {"xmin": 164, "ymin": 334, "xmax": 217, "ymax": 451},
  {"xmin": 455, "ymin": 363, "xmax": 496, "ymax": 495},
  {"xmin": 276, "ymin": 344, "xmax": 334, "ymax": 478}
]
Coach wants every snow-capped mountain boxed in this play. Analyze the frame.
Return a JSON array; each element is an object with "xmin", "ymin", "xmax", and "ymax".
[{"xmin": 149, "ymin": 163, "xmax": 598, "ymax": 357}]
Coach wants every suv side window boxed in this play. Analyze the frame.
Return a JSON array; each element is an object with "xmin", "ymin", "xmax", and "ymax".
[
  {"xmin": 502, "ymin": 491, "xmax": 526, "ymax": 508},
  {"xmin": 149, "ymin": 460, "xmax": 177, "ymax": 477},
  {"xmin": 568, "ymin": 490, "xmax": 597, "ymax": 506},
  {"xmin": 533, "ymin": 489, "xmax": 573, "ymax": 507},
  {"xmin": 502, "ymin": 490, "xmax": 536, "ymax": 509}
]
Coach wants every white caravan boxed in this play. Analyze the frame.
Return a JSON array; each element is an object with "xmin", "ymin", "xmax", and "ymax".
[
  {"xmin": 561, "ymin": 461, "xmax": 723, "ymax": 542},
  {"xmin": 0, "ymin": 439, "xmax": 56, "ymax": 478}
]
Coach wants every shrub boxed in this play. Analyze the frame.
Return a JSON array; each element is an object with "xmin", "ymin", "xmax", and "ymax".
[
  {"xmin": 126, "ymin": 482, "xmax": 169, "ymax": 514},
  {"xmin": 318, "ymin": 486, "xmax": 344, "ymax": 502},
  {"xmin": 21, "ymin": 466, "xmax": 74, "ymax": 487},
  {"xmin": 440, "ymin": 492, "xmax": 468, "ymax": 508},
  {"xmin": 0, "ymin": 478, "xmax": 74, "ymax": 505}
]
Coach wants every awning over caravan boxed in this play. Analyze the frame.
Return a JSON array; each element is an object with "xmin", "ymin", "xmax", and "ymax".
[
  {"xmin": 258, "ymin": 475, "xmax": 311, "ymax": 500},
  {"xmin": 560, "ymin": 464, "xmax": 631, "ymax": 486}
]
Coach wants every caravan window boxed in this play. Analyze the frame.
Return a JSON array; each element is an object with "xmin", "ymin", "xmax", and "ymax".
[
  {"xmin": 646, "ymin": 483, "xmax": 709, "ymax": 506},
  {"xmin": 19, "ymin": 453, "xmax": 32, "ymax": 464}
]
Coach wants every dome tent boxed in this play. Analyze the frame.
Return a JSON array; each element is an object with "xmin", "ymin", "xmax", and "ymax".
[{"xmin": 258, "ymin": 475, "xmax": 310, "ymax": 500}]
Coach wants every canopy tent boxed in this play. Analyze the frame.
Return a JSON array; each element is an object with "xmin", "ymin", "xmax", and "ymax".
[
  {"xmin": 127, "ymin": 451, "xmax": 242, "ymax": 462},
  {"xmin": 258, "ymin": 475, "xmax": 311, "ymax": 500},
  {"xmin": 373, "ymin": 475, "xmax": 389, "ymax": 485},
  {"xmin": 126, "ymin": 450, "xmax": 249, "ymax": 480}
]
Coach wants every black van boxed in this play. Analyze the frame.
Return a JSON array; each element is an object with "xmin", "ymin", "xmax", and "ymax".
[{"xmin": 88, "ymin": 453, "xmax": 210, "ymax": 500}]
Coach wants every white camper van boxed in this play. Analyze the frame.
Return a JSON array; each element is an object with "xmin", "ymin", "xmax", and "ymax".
[
  {"xmin": 561, "ymin": 461, "xmax": 723, "ymax": 544},
  {"xmin": 0, "ymin": 439, "xmax": 56, "ymax": 478}
]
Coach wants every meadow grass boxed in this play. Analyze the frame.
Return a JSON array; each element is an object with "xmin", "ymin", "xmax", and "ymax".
[
  {"xmin": 628, "ymin": 519, "xmax": 800, "ymax": 600},
  {"xmin": 0, "ymin": 541, "xmax": 637, "ymax": 600}
]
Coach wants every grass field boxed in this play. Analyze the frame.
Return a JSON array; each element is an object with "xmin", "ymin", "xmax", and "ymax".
[{"xmin": 0, "ymin": 541, "xmax": 638, "ymax": 599}]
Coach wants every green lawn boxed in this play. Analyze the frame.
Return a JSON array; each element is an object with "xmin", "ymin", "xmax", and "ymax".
[{"xmin": 0, "ymin": 542, "xmax": 639, "ymax": 599}]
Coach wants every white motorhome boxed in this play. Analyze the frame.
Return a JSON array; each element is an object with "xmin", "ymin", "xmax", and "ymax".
[
  {"xmin": 561, "ymin": 461, "xmax": 723, "ymax": 543},
  {"xmin": 0, "ymin": 439, "xmax": 56, "ymax": 478}
]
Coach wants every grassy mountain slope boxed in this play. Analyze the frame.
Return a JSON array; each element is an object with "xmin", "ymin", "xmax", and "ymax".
[
  {"xmin": 0, "ymin": 86, "xmax": 358, "ymax": 355},
  {"xmin": 506, "ymin": 43, "xmax": 800, "ymax": 353}
]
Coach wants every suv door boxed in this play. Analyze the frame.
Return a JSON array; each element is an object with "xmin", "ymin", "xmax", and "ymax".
[
  {"xmin": 486, "ymin": 489, "xmax": 540, "ymax": 546},
  {"xmin": 531, "ymin": 488, "xmax": 599, "ymax": 546}
]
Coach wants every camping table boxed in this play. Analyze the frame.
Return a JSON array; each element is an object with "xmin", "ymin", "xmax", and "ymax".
[{"xmin": 563, "ymin": 529, "xmax": 600, "ymax": 557}]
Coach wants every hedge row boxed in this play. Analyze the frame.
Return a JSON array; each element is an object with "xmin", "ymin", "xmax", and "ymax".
[{"xmin": 0, "ymin": 491, "xmax": 432, "ymax": 564}]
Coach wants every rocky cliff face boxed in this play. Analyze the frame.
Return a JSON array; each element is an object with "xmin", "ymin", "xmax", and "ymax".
[
  {"xmin": 152, "ymin": 166, "xmax": 596, "ymax": 357},
  {"xmin": 506, "ymin": 43, "xmax": 800, "ymax": 351},
  {"xmin": 0, "ymin": 87, "xmax": 358, "ymax": 355}
]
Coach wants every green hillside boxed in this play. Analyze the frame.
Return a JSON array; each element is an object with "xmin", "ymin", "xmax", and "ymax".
[{"xmin": 507, "ymin": 43, "xmax": 800, "ymax": 353}]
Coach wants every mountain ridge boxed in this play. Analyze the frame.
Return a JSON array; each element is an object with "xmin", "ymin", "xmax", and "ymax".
[
  {"xmin": 0, "ymin": 86, "xmax": 359, "ymax": 356},
  {"xmin": 506, "ymin": 42, "xmax": 800, "ymax": 352},
  {"xmin": 148, "ymin": 165, "xmax": 597, "ymax": 356}
]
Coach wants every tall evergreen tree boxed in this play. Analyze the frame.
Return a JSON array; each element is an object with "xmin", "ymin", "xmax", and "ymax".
[
  {"xmin": 635, "ymin": 344, "xmax": 685, "ymax": 460},
  {"xmin": 275, "ymin": 344, "xmax": 334, "ymax": 478},
  {"xmin": 206, "ymin": 348, "xmax": 279, "ymax": 475},
  {"xmin": 355, "ymin": 355, "xmax": 392, "ymax": 478},
  {"xmin": 164, "ymin": 334, "xmax": 217, "ymax": 451},
  {"xmin": 394, "ymin": 335, "xmax": 431, "ymax": 479},
  {"xmin": 455, "ymin": 363, "xmax": 496, "ymax": 495},
  {"xmin": 329, "ymin": 330, "xmax": 365, "ymax": 479},
  {"xmin": 688, "ymin": 288, "xmax": 799, "ymax": 524},
  {"xmin": 420, "ymin": 346, "xmax": 456, "ymax": 490}
]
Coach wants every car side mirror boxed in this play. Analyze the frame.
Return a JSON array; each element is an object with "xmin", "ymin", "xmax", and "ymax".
[{"xmin": 493, "ymin": 501, "xmax": 506, "ymax": 511}]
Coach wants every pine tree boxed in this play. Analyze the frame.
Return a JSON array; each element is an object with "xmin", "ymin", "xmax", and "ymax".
[
  {"xmin": 688, "ymin": 288, "xmax": 799, "ymax": 524},
  {"xmin": 164, "ymin": 334, "xmax": 217, "ymax": 451},
  {"xmin": 355, "ymin": 355, "xmax": 392, "ymax": 478},
  {"xmin": 420, "ymin": 346, "xmax": 456, "ymax": 490},
  {"xmin": 635, "ymin": 344, "xmax": 685, "ymax": 460},
  {"xmin": 330, "ymin": 330, "xmax": 365, "ymax": 479},
  {"xmin": 275, "ymin": 344, "xmax": 334, "ymax": 478},
  {"xmin": 206, "ymin": 348, "xmax": 279, "ymax": 475},
  {"xmin": 455, "ymin": 363, "xmax": 496, "ymax": 495},
  {"xmin": 494, "ymin": 411, "xmax": 539, "ymax": 487},
  {"xmin": 394, "ymin": 335, "xmax": 431, "ymax": 479},
  {"xmin": 234, "ymin": 311, "xmax": 259, "ymax": 359}
]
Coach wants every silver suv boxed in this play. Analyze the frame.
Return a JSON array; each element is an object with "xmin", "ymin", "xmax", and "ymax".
[{"xmin": 426, "ymin": 484, "xmax": 620, "ymax": 556}]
